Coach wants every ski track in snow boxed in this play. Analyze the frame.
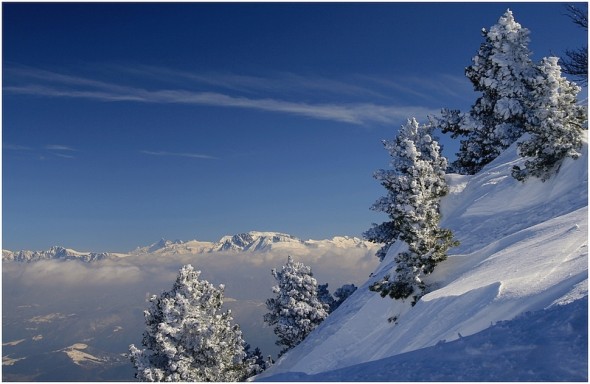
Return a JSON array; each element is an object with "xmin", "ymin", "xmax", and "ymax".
[{"xmin": 257, "ymin": 135, "xmax": 588, "ymax": 381}]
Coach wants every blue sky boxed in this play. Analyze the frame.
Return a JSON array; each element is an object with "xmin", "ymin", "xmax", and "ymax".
[{"xmin": 3, "ymin": 2, "xmax": 587, "ymax": 252}]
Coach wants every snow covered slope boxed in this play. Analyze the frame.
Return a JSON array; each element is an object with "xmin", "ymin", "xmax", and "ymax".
[
  {"xmin": 257, "ymin": 136, "xmax": 588, "ymax": 380},
  {"xmin": 260, "ymin": 299, "xmax": 587, "ymax": 382}
]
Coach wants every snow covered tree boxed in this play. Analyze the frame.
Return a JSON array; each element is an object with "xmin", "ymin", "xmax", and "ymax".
[
  {"xmin": 512, "ymin": 56, "xmax": 587, "ymax": 182},
  {"xmin": 263, "ymin": 255, "xmax": 329, "ymax": 356},
  {"xmin": 366, "ymin": 118, "xmax": 458, "ymax": 303},
  {"xmin": 128, "ymin": 264, "xmax": 248, "ymax": 382},
  {"xmin": 443, "ymin": 10, "xmax": 534, "ymax": 174},
  {"xmin": 317, "ymin": 283, "xmax": 358, "ymax": 313},
  {"xmin": 243, "ymin": 344, "xmax": 272, "ymax": 377},
  {"xmin": 332, "ymin": 284, "xmax": 357, "ymax": 310},
  {"xmin": 317, "ymin": 283, "xmax": 336, "ymax": 312},
  {"xmin": 365, "ymin": 117, "xmax": 451, "ymax": 260}
]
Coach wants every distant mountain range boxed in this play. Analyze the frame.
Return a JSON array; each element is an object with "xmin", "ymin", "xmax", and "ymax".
[
  {"xmin": 2, "ymin": 246, "xmax": 112, "ymax": 263},
  {"xmin": 3, "ymin": 231, "xmax": 378, "ymax": 262}
]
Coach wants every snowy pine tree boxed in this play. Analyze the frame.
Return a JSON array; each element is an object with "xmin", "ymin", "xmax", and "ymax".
[
  {"xmin": 317, "ymin": 283, "xmax": 336, "ymax": 312},
  {"xmin": 443, "ymin": 9, "xmax": 534, "ymax": 174},
  {"xmin": 263, "ymin": 255, "xmax": 329, "ymax": 356},
  {"xmin": 365, "ymin": 118, "xmax": 450, "ymax": 260},
  {"xmin": 317, "ymin": 283, "xmax": 358, "ymax": 313},
  {"xmin": 332, "ymin": 284, "xmax": 357, "ymax": 310},
  {"xmin": 243, "ymin": 344, "xmax": 271, "ymax": 377},
  {"xmin": 512, "ymin": 56, "xmax": 587, "ymax": 181},
  {"xmin": 366, "ymin": 118, "xmax": 458, "ymax": 303},
  {"xmin": 128, "ymin": 264, "xmax": 248, "ymax": 382}
]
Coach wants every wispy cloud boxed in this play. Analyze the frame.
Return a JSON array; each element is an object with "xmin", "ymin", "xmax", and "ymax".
[
  {"xmin": 4, "ymin": 144, "xmax": 32, "ymax": 151},
  {"xmin": 4, "ymin": 67, "xmax": 448, "ymax": 125},
  {"xmin": 357, "ymin": 73, "xmax": 474, "ymax": 104},
  {"xmin": 4, "ymin": 84, "xmax": 438, "ymax": 125},
  {"xmin": 141, "ymin": 150, "xmax": 217, "ymax": 160},
  {"xmin": 46, "ymin": 144, "xmax": 77, "ymax": 151},
  {"xmin": 117, "ymin": 65, "xmax": 393, "ymax": 99},
  {"xmin": 52, "ymin": 152, "xmax": 76, "ymax": 159},
  {"xmin": 4, "ymin": 143, "xmax": 78, "ymax": 159},
  {"xmin": 45, "ymin": 144, "xmax": 78, "ymax": 159}
]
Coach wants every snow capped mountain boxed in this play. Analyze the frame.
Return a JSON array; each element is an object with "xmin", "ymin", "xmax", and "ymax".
[
  {"xmin": 212, "ymin": 231, "xmax": 299, "ymax": 252},
  {"xmin": 3, "ymin": 232, "xmax": 377, "ymax": 262},
  {"xmin": 209, "ymin": 231, "xmax": 374, "ymax": 253},
  {"xmin": 127, "ymin": 231, "xmax": 377, "ymax": 255},
  {"xmin": 146, "ymin": 238, "xmax": 185, "ymax": 253},
  {"xmin": 257, "ymin": 136, "xmax": 588, "ymax": 381},
  {"xmin": 2, "ymin": 246, "xmax": 111, "ymax": 263}
]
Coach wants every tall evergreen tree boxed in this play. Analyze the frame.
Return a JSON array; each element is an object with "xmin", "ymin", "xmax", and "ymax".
[
  {"xmin": 443, "ymin": 10, "xmax": 534, "ymax": 174},
  {"xmin": 366, "ymin": 118, "xmax": 458, "ymax": 303},
  {"xmin": 512, "ymin": 56, "xmax": 587, "ymax": 181},
  {"xmin": 128, "ymin": 265, "xmax": 248, "ymax": 382},
  {"xmin": 263, "ymin": 256, "xmax": 329, "ymax": 356}
]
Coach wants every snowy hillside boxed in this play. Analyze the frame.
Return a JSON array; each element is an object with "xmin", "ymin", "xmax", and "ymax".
[{"xmin": 257, "ymin": 136, "xmax": 588, "ymax": 381}]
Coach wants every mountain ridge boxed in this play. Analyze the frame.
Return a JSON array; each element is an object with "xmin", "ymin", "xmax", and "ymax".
[
  {"xmin": 2, "ymin": 246, "xmax": 112, "ymax": 263},
  {"xmin": 3, "ymin": 231, "xmax": 378, "ymax": 262}
]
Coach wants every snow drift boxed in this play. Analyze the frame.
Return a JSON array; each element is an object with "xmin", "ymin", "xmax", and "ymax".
[{"xmin": 257, "ymin": 136, "xmax": 588, "ymax": 381}]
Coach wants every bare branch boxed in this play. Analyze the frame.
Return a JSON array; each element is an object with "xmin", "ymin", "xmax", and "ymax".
[{"xmin": 565, "ymin": 4, "xmax": 588, "ymax": 30}]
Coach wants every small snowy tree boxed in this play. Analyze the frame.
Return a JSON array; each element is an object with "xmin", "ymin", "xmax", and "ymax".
[
  {"xmin": 443, "ymin": 9, "xmax": 534, "ymax": 174},
  {"xmin": 128, "ymin": 264, "xmax": 248, "ymax": 382},
  {"xmin": 243, "ymin": 344, "xmax": 272, "ymax": 377},
  {"xmin": 317, "ymin": 283, "xmax": 357, "ymax": 313},
  {"xmin": 366, "ymin": 118, "xmax": 458, "ymax": 303},
  {"xmin": 317, "ymin": 283, "xmax": 336, "ymax": 312},
  {"xmin": 263, "ymin": 255, "xmax": 329, "ymax": 356},
  {"xmin": 512, "ymin": 57, "xmax": 587, "ymax": 181},
  {"xmin": 332, "ymin": 284, "xmax": 357, "ymax": 310}
]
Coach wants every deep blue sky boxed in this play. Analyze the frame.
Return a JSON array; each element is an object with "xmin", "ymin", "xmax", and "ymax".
[{"xmin": 3, "ymin": 2, "xmax": 587, "ymax": 252}]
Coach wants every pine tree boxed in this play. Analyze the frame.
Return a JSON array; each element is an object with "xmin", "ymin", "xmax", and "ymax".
[
  {"xmin": 512, "ymin": 57, "xmax": 587, "ymax": 181},
  {"xmin": 128, "ymin": 264, "xmax": 248, "ymax": 382},
  {"xmin": 365, "ymin": 117, "xmax": 450, "ymax": 260},
  {"xmin": 443, "ymin": 9, "xmax": 534, "ymax": 174},
  {"xmin": 332, "ymin": 284, "xmax": 357, "ymax": 310},
  {"xmin": 243, "ymin": 344, "xmax": 270, "ymax": 377},
  {"xmin": 366, "ymin": 118, "xmax": 458, "ymax": 303},
  {"xmin": 317, "ymin": 283, "xmax": 336, "ymax": 312},
  {"xmin": 317, "ymin": 283, "xmax": 358, "ymax": 313},
  {"xmin": 263, "ymin": 255, "xmax": 329, "ymax": 356}
]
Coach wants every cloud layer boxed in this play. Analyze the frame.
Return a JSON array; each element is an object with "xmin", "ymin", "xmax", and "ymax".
[{"xmin": 2, "ymin": 246, "xmax": 379, "ymax": 381}]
